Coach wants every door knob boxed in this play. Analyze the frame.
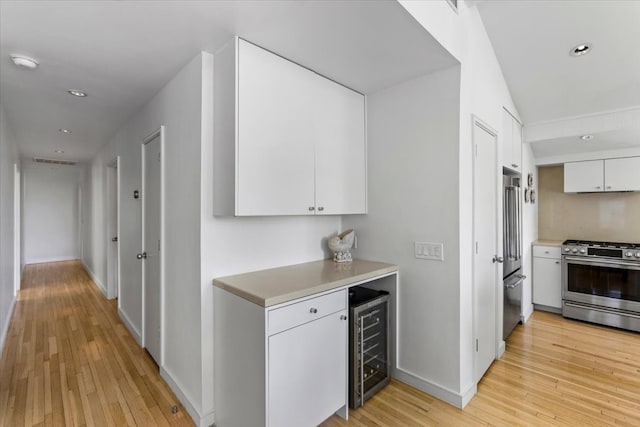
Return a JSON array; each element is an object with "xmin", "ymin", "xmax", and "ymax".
[
  {"xmin": 136, "ymin": 252, "xmax": 147, "ymax": 260},
  {"xmin": 112, "ymin": 236, "xmax": 118, "ymax": 242},
  {"xmin": 493, "ymin": 255, "xmax": 504, "ymax": 263}
]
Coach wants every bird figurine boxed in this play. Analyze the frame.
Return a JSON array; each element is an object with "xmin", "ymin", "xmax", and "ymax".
[{"xmin": 328, "ymin": 229, "xmax": 355, "ymax": 263}]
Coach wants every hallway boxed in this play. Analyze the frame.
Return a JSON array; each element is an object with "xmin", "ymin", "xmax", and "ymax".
[{"xmin": 0, "ymin": 261, "xmax": 193, "ymax": 426}]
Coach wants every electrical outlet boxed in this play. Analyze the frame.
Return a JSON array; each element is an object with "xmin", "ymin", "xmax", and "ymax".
[{"xmin": 414, "ymin": 242, "xmax": 444, "ymax": 261}]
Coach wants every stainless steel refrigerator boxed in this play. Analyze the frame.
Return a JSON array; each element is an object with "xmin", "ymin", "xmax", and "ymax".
[{"xmin": 503, "ymin": 170, "xmax": 525, "ymax": 339}]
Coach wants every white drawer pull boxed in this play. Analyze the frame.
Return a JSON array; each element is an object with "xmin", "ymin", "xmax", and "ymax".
[{"xmin": 309, "ymin": 308, "xmax": 318, "ymax": 314}]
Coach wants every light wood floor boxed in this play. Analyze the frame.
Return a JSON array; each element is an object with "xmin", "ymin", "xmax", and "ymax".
[
  {"xmin": 0, "ymin": 260, "xmax": 193, "ymax": 427},
  {"xmin": 322, "ymin": 310, "xmax": 640, "ymax": 427},
  {"xmin": 3, "ymin": 261, "xmax": 640, "ymax": 426}
]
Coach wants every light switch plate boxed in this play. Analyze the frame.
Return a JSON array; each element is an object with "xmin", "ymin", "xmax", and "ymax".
[{"xmin": 415, "ymin": 242, "xmax": 444, "ymax": 261}]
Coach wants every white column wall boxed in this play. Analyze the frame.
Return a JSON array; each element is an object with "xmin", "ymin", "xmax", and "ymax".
[{"xmin": 0, "ymin": 104, "xmax": 20, "ymax": 355}]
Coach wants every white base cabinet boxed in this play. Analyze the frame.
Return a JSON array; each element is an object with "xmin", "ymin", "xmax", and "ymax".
[
  {"xmin": 214, "ymin": 288, "xmax": 348, "ymax": 427},
  {"xmin": 532, "ymin": 245, "xmax": 562, "ymax": 310}
]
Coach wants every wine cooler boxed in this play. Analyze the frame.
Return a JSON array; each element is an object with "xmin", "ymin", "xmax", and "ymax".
[{"xmin": 348, "ymin": 286, "xmax": 390, "ymax": 409}]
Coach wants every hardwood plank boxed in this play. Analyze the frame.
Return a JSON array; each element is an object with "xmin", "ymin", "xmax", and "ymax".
[{"xmin": 0, "ymin": 261, "xmax": 193, "ymax": 427}]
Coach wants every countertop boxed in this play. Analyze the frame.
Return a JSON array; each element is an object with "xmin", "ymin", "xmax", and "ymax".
[
  {"xmin": 533, "ymin": 239, "xmax": 564, "ymax": 247},
  {"xmin": 213, "ymin": 259, "xmax": 398, "ymax": 307}
]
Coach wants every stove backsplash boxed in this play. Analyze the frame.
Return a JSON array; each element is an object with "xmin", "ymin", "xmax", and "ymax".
[{"xmin": 538, "ymin": 165, "xmax": 640, "ymax": 242}]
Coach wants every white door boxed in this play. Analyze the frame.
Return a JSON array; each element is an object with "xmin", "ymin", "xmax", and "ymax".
[
  {"xmin": 268, "ymin": 310, "xmax": 347, "ymax": 426},
  {"xmin": 143, "ymin": 133, "xmax": 162, "ymax": 364},
  {"xmin": 14, "ymin": 164, "xmax": 21, "ymax": 295},
  {"xmin": 107, "ymin": 161, "xmax": 119, "ymax": 299},
  {"xmin": 313, "ymin": 75, "xmax": 366, "ymax": 215},
  {"xmin": 473, "ymin": 118, "xmax": 498, "ymax": 382},
  {"xmin": 237, "ymin": 38, "xmax": 316, "ymax": 215}
]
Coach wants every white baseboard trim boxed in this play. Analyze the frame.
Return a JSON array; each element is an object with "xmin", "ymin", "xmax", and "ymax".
[
  {"xmin": 81, "ymin": 260, "xmax": 107, "ymax": 297},
  {"xmin": 26, "ymin": 256, "xmax": 77, "ymax": 265},
  {"xmin": 0, "ymin": 296, "xmax": 17, "ymax": 358},
  {"xmin": 117, "ymin": 308, "xmax": 142, "ymax": 346},
  {"xmin": 160, "ymin": 366, "xmax": 215, "ymax": 427},
  {"xmin": 394, "ymin": 367, "xmax": 474, "ymax": 409},
  {"xmin": 522, "ymin": 303, "xmax": 534, "ymax": 323},
  {"xmin": 498, "ymin": 340, "xmax": 506, "ymax": 358}
]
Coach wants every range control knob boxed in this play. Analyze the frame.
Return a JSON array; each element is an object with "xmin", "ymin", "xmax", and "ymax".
[
  {"xmin": 625, "ymin": 252, "xmax": 633, "ymax": 257},
  {"xmin": 572, "ymin": 248, "xmax": 578, "ymax": 253},
  {"xmin": 579, "ymin": 248, "xmax": 586, "ymax": 254},
  {"xmin": 635, "ymin": 252, "xmax": 640, "ymax": 258},
  {"xmin": 564, "ymin": 247, "xmax": 571, "ymax": 252}
]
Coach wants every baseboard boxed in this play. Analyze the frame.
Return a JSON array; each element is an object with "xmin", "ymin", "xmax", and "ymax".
[
  {"xmin": 522, "ymin": 303, "xmax": 534, "ymax": 323},
  {"xmin": 81, "ymin": 260, "xmax": 107, "ymax": 297},
  {"xmin": 118, "ymin": 307, "xmax": 142, "ymax": 345},
  {"xmin": 26, "ymin": 256, "xmax": 77, "ymax": 265},
  {"xmin": 394, "ymin": 367, "xmax": 474, "ymax": 409},
  {"xmin": 160, "ymin": 366, "xmax": 215, "ymax": 427},
  {"xmin": 533, "ymin": 304, "xmax": 562, "ymax": 315},
  {"xmin": 498, "ymin": 340, "xmax": 506, "ymax": 358},
  {"xmin": 0, "ymin": 296, "xmax": 17, "ymax": 358}
]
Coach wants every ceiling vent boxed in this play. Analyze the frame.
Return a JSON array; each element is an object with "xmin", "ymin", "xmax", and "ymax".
[{"xmin": 32, "ymin": 157, "xmax": 77, "ymax": 166}]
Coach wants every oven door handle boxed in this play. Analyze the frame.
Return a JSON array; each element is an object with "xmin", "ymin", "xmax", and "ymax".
[{"xmin": 563, "ymin": 256, "xmax": 640, "ymax": 269}]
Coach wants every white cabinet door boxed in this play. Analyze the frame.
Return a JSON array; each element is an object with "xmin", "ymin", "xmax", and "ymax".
[
  {"xmin": 511, "ymin": 117, "xmax": 522, "ymax": 170},
  {"xmin": 502, "ymin": 109, "xmax": 522, "ymax": 171},
  {"xmin": 314, "ymin": 76, "xmax": 366, "ymax": 215},
  {"xmin": 533, "ymin": 256, "xmax": 562, "ymax": 308},
  {"xmin": 268, "ymin": 310, "xmax": 347, "ymax": 427},
  {"xmin": 564, "ymin": 160, "xmax": 604, "ymax": 192},
  {"xmin": 237, "ymin": 39, "xmax": 316, "ymax": 215},
  {"xmin": 604, "ymin": 157, "xmax": 640, "ymax": 192}
]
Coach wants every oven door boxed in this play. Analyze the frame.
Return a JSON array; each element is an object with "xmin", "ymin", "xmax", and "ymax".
[{"xmin": 562, "ymin": 256, "xmax": 640, "ymax": 312}]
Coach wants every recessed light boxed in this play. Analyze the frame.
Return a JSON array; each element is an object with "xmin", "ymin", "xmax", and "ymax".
[
  {"xmin": 580, "ymin": 134, "xmax": 594, "ymax": 141},
  {"xmin": 10, "ymin": 54, "xmax": 39, "ymax": 69},
  {"xmin": 570, "ymin": 43, "xmax": 592, "ymax": 57},
  {"xmin": 67, "ymin": 89, "xmax": 87, "ymax": 97},
  {"xmin": 54, "ymin": 149, "xmax": 65, "ymax": 153},
  {"xmin": 58, "ymin": 128, "xmax": 72, "ymax": 134}
]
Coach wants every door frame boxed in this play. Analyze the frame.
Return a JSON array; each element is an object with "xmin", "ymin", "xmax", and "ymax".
[
  {"xmin": 470, "ymin": 115, "xmax": 501, "ymax": 381},
  {"xmin": 13, "ymin": 163, "xmax": 21, "ymax": 295},
  {"xmin": 141, "ymin": 126, "xmax": 165, "ymax": 364},
  {"xmin": 106, "ymin": 157, "xmax": 121, "ymax": 300}
]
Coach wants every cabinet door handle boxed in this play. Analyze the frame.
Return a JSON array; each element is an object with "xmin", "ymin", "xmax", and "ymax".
[
  {"xmin": 606, "ymin": 186, "xmax": 612, "ymax": 189},
  {"xmin": 555, "ymin": 261, "xmax": 560, "ymax": 264},
  {"xmin": 512, "ymin": 164, "xmax": 518, "ymax": 168},
  {"xmin": 340, "ymin": 315, "xmax": 347, "ymax": 320},
  {"xmin": 308, "ymin": 206, "xmax": 315, "ymax": 211},
  {"xmin": 595, "ymin": 186, "xmax": 601, "ymax": 189},
  {"xmin": 317, "ymin": 206, "xmax": 324, "ymax": 212},
  {"xmin": 309, "ymin": 308, "xmax": 318, "ymax": 314}
]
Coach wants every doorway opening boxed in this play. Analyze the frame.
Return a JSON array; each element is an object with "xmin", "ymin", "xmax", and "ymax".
[{"xmin": 107, "ymin": 158, "xmax": 120, "ymax": 300}]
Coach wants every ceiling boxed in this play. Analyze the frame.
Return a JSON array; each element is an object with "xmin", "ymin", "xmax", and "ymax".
[
  {"xmin": 0, "ymin": 0, "xmax": 456, "ymax": 163},
  {"xmin": 477, "ymin": 0, "xmax": 640, "ymax": 158}
]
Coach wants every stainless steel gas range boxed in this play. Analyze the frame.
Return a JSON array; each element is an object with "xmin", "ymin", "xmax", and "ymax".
[{"xmin": 562, "ymin": 239, "xmax": 640, "ymax": 332}]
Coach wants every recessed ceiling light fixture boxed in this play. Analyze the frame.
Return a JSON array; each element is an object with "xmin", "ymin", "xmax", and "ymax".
[
  {"xmin": 58, "ymin": 128, "xmax": 72, "ymax": 134},
  {"xmin": 570, "ymin": 43, "xmax": 592, "ymax": 57},
  {"xmin": 54, "ymin": 149, "xmax": 65, "ymax": 153},
  {"xmin": 67, "ymin": 89, "xmax": 87, "ymax": 97},
  {"xmin": 580, "ymin": 134, "xmax": 594, "ymax": 141},
  {"xmin": 10, "ymin": 54, "xmax": 39, "ymax": 69}
]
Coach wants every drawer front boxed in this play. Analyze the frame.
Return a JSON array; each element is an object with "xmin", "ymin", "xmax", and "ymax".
[
  {"xmin": 533, "ymin": 245, "xmax": 561, "ymax": 259},
  {"xmin": 268, "ymin": 289, "xmax": 346, "ymax": 336}
]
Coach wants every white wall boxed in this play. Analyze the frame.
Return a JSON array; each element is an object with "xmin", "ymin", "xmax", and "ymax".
[
  {"xmin": 343, "ymin": 65, "xmax": 462, "ymax": 400},
  {"xmin": 0, "ymin": 104, "xmax": 20, "ymax": 355},
  {"xmin": 395, "ymin": 0, "xmax": 536, "ymax": 406},
  {"xmin": 22, "ymin": 162, "xmax": 80, "ymax": 264},
  {"xmin": 80, "ymin": 50, "xmax": 341, "ymax": 426}
]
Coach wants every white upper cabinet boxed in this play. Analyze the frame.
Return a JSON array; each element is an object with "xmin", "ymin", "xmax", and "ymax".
[
  {"xmin": 214, "ymin": 37, "xmax": 367, "ymax": 216},
  {"xmin": 502, "ymin": 108, "xmax": 522, "ymax": 171},
  {"xmin": 604, "ymin": 157, "xmax": 640, "ymax": 192},
  {"xmin": 564, "ymin": 157, "xmax": 640, "ymax": 192},
  {"xmin": 564, "ymin": 160, "xmax": 604, "ymax": 192}
]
